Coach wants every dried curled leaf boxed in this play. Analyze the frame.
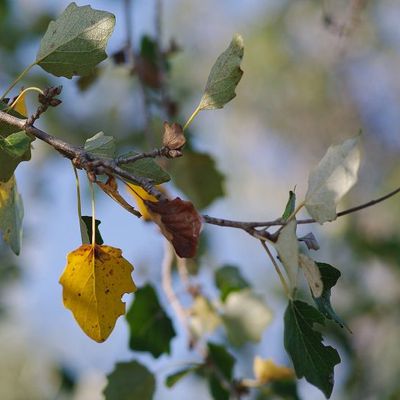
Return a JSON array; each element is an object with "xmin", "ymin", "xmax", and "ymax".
[
  {"xmin": 253, "ymin": 357, "xmax": 294, "ymax": 384},
  {"xmin": 163, "ymin": 121, "xmax": 185, "ymax": 152},
  {"xmin": 59, "ymin": 244, "xmax": 136, "ymax": 342},
  {"xmin": 145, "ymin": 197, "xmax": 202, "ymax": 258}
]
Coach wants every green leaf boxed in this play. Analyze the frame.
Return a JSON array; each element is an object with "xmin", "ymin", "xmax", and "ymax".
[
  {"xmin": 282, "ymin": 190, "xmax": 296, "ymax": 221},
  {"xmin": 206, "ymin": 342, "xmax": 236, "ymax": 400},
  {"xmin": 305, "ymin": 136, "xmax": 360, "ymax": 224},
  {"xmin": 0, "ymin": 176, "xmax": 24, "ymax": 255},
  {"xmin": 120, "ymin": 152, "xmax": 170, "ymax": 185},
  {"xmin": 36, "ymin": 2, "xmax": 115, "ymax": 78},
  {"xmin": 126, "ymin": 284, "xmax": 176, "ymax": 358},
  {"xmin": 284, "ymin": 300, "xmax": 340, "ymax": 398},
  {"xmin": 103, "ymin": 360, "xmax": 155, "ymax": 400},
  {"xmin": 0, "ymin": 103, "xmax": 26, "ymax": 138},
  {"xmin": 256, "ymin": 380, "xmax": 300, "ymax": 400},
  {"xmin": 221, "ymin": 289, "xmax": 272, "ymax": 347},
  {"xmin": 169, "ymin": 151, "xmax": 224, "ymax": 209},
  {"xmin": 215, "ymin": 265, "xmax": 250, "ymax": 301},
  {"xmin": 84, "ymin": 131, "xmax": 115, "ymax": 159},
  {"xmin": 165, "ymin": 365, "xmax": 200, "ymax": 388},
  {"xmin": 81, "ymin": 216, "xmax": 104, "ymax": 245},
  {"xmin": 314, "ymin": 262, "xmax": 350, "ymax": 331},
  {"xmin": 198, "ymin": 34, "xmax": 244, "ymax": 110}
]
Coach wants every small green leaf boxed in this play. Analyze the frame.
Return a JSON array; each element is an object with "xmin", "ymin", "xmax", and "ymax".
[
  {"xmin": 215, "ymin": 265, "xmax": 249, "ymax": 301},
  {"xmin": 36, "ymin": 2, "xmax": 115, "ymax": 78},
  {"xmin": 103, "ymin": 360, "xmax": 155, "ymax": 400},
  {"xmin": 169, "ymin": 151, "xmax": 224, "ymax": 209},
  {"xmin": 126, "ymin": 284, "xmax": 176, "ymax": 358},
  {"xmin": 84, "ymin": 131, "xmax": 115, "ymax": 159},
  {"xmin": 314, "ymin": 262, "xmax": 350, "ymax": 331},
  {"xmin": 0, "ymin": 104, "xmax": 26, "ymax": 138},
  {"xmin": 81, "ymin": 216, "xmax": 104, "ymax": 245},
  {"xmin": 284, "ymin": 300, "xmax": 341, "ymax": 398},
  {"xmin": 165, "ymin": 365, "xmax": 200, "ymax": 388},
  {"xmin": 256, "ymin": 380, "xmax": 300, "ymax": 400},
  {"xmin": 206, "ymin": 342, "xmax": 236, "ymax": 400},
  {"xmin": 0, "ymin": 176, "xmax": 24, "ymax": 255},
  {"xmin": 120, "ymin": 152, "xmax": 170, "ymax": 185},
  {"xmin": 198, "ymin": 34, "xmax": 244, "ymax": 110},
  {"xmin": 282, "ymin": 190, "xmax": 296, "ymax": 221},
  {"xmin": 221, "ymin": 289, "xmax": 272, "ymax": 347}
]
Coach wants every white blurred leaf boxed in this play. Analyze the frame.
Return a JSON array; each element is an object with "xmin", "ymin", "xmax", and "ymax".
[{"xmin": 299, "ymin": 254, "xmax": 323, "ymax": 298}]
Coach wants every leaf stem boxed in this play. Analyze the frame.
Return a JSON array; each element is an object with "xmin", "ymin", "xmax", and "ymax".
[
  {"xmin": 183, "ymin": 105, "xmax": 201, "ymax": 131},
  {"xmin": 72, "ymin": 164, "xmax": 86, "ymax": 244},
  {"xmin": 7, "ymin": 86, "xmax": 44, "ymax": 109},
  {"xmin": 90, "ymin": 181, "xmax": 96, "ymax": 247},
  {"xmin": 260, "ymin": 240, "xmax": 291, "ymax": 298},
  {"xmin": 0, "ymin": 62, "xmax": 36, "ymax": 101}
]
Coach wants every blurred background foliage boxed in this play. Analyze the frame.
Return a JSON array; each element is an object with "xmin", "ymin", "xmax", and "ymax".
[{"xmin": 0, "ymin": 0, "xmax": 400, "ymax": 399}]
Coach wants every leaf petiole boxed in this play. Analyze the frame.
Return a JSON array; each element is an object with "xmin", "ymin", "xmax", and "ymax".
[
  {"xmin": 90, "ymin": 181, "xmax": 96, "ymax": 247},
  {"xmin": 0, "ymin": 62, "xmax": 36, "ymax": 101},
  {"xmin": 7, "ymin": 86, "xmax": 44, "ymax": 110},
  {"xmin": 183, "ymin": 105, "xmax": 201, "ymax": 131}
]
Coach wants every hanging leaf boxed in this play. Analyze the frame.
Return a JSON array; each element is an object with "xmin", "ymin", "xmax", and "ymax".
[
  {"xmin": 145, "ymin": 197, "xmax": 202, "ymax": 258},
  {"xmin": 59, "ymin": 244, "xmax": 136, "ymax": 342},
  {"xmin": 198, "ymin": 34, "xmax": 244, "ymax": 110},
  {"xmin": 126, "ymin": 284, "xmax": 176, "ymax": 358},
  {"xmin": 165, "ymin": 365, "xmax": 201, "ymax": 388},
  {"xmin": 81, "ymin": 216, "xmax": 104, "ymax": 245},
  {"xmin": 314, "ymin": 262, "xmax": 350, "ymax": 331},
  {"xmin": 298, "ymin": 253, "xmax": 323, "ymax": 298},
  {"xmin": 0, "ymin": 176, "xmax": 24, "ymax": 255},
  {"xmin": 36, "ymin": 3, "xmax": 115, "ymax": 78},
  {"xmin": 103, "ymin": 360, "xmax": 155, "ymax": 400},
  {"xmin": 253, "ymin": 357, "xmax": 294, "ymax": 384},
  {"xmin": 284, "ymin": 300, "xmax": 341, "ymax": 398},
  {"xmin": 221, "ymin": 289, "xmax": 272, "ymax": 347},
  {"xmin": 189, "ymin": 295, "xmax": 222, "ymax": 339},
  {"xmin": 168, "ymin": 151, "xmax": 225, "ymax": 210},
  {"xmin": 84, "ymin": 131, "xmax": 115, "ymax": 159},
  {"xmin": 282, "ymin": 191, "xmax": 296, "ymax": 221},
  {"xmin": 126, "ymin": 183, "xmax": 160, "ymax": 221},
  {"xmin": 305, "ymin": 136, "xmax": 361, "ymax": 224},
  {"xmin": 97, "ymin": 176, "xmax": 141, "ymax": 217},
  {"xmin": 120, "ymin": 152, "xmax": 170, "ymax": 185},
  {"xmin": 215, "ymin": 265, "xmax": 250, "ymax": 302},
  {"xmin": 273, "ymin": 220, "xmax": 299, "ymax": 293}
]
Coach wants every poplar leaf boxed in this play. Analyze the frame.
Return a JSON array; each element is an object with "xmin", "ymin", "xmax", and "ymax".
[
  {"xmin": 305, "ymin": 136, "xmax": 361, "ymax": 224},
  {"xmin": 126, "ymin": 183, "xmax": 159, "ymax": 221},
  {"xmin": 221, "ymin": 289, "xmax": 272, "ymax": 347},
  {"xmin": 103, "ymin": 361, "xmax": 155, "ymax": 400},
  {"xmin": 298, "ymin": 253, "xmax": 323, "ymax": 298},
  {"xmin": 215, "ymin": 265, "xmax": 250, "ymax": 302},
  {"xmin": 253, "ymin": 357, "xmax": 294, "ymax": 384},
  {"xmin": 189, "ymin": 295, "xmax": 222, "ymax": 339},
  {"xmin": 198, "ymin": 34, "xmax": 244, "ymax": 110},
  {"xmin": 273, "ymin": 220, "xmax": 299, "ymax": 293},
  {"xmin": 0, "ymin": 103, "xmax": 26, "ymax": 138},
  {"xmin": 59, "ymin": 244, "xmax": 136, "ymax": 342},
  {"xmin": 84, "ymin": 131, "xmax": 115, "ymax": 159},
  {"xmin": 284, "ymin": 300, "xmax": 341, "ymax": 398},
  {"xmin": 81, "ymin": 216, "xmax": 104, "ymax": 245},
  {"xmin": 36, "ymin": 2, "xmax": 115, "ymax": 78},
  {"xmin": 0, "ymin": 176, "xmax": 24, "ymax": 255}
]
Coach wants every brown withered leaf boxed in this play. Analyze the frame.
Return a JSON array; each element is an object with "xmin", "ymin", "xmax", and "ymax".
[
  {"xmin": 97, "ymin": 176, "xmax": 141, "ymax": 218},
  {"xmin": 145, "ymin": 197, "xmax": 202, "ymax": 258},
  {"xmin": 163, "ymin": 122, "xmax": 186, "ymax": 151}
]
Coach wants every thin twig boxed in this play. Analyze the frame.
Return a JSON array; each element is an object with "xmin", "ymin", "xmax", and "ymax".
[{"xmin": 116, "ymin": 146, "xmax": 168, "ymax": 165}]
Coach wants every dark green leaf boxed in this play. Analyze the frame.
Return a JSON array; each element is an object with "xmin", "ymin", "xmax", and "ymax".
[
  {"xmin": 282, "ymin": 191, "xmax": 296, "ymax": 221},
  {"xmin": 103, "ymin": 360, "xmax": 155, "ymax": 400},
  {"xmin": 36, "ymin": 3, "xmax": 115, "ymax": 78},
  {"xmin": 126, "ymin": 284, "xmax": 176, "ymax": 358},
  {"xmin": 84, "ymin": 131, "xmax": 115, "ymax": 159},
  {"xmin": 198, "ymin": 34, "xmax": 244, "ymax": 110},
  {"xmin": 256, "ymin": 380, "xmax": 300, "ymax": 400},
  {"xmin": 76, "ymin": 67, "xmax": 101, "ymax": 91},
  {"xmin": 206, "ymin": 342, "xmax": 236, "ymax": 400},
  {"xmin": 140, "ymin": 35, "xmax": 158, "ymax": 65},
  {"xmin": 169, "ymin": 151, "xmax": 224, "ymax": 209},
  {"xmin": 81, "ymin": 216, "xmax": 104, "ymax": 245},
  {"xmin": 0, "ymin": 103, "xmax": 26, "ymax": 138},
  {"xmin": 284, "ymin": 300, "xmax": 340, "ymax": 398},
  {"xmin": 165, "ymin": 365, "xmax": 200, "ymax": 388},
  {"xmin": 120, "ymin": 152, "xmax": 170, "ymax": 184},
  {"xmin": 314, "ymin": 263, "xmax": 350, "ymax": 331},
  {"xmin": 215, "ymin": 265, "xmax": 249, "ymax": 301}
]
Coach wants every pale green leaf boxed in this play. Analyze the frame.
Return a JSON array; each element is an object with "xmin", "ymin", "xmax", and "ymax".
[
  {"xmin": 215, "ymin": 265, "xmax": 250, "ymax": 302},
  {"xmin": 273, "ymin": 220, "xmax": 299, "ymax": 293},
  {"xmin": 189, "ymin": 295, "xmax": 222, "ymax": 339},
  {"xmin": 84, "ymin": 131, "xmax": 115, "ymax": 159},
  {"xmin": 198, "ymin": 34, "xmax": 244, "ymax": 110},
  {"xmin": 36, "ymin": 2, "xmax": 115, "ymax": 78},
  {"xmin": 298, "ymin": 253, "xmax": 323, "ymax": 298},
  {"xmin": 221, "ymin": 289, "xmax": 272, "ymax": 347},
  {"xmin": 0, "ymin": 176, "xmax": 24, "ymax": 255},
  {"xmin": 305, "ymin": 136, "xmax": 361, "ymax": 224},
  {"xmin": 282, "ymin": 190, "xmax": 296, "ymax": 221}
]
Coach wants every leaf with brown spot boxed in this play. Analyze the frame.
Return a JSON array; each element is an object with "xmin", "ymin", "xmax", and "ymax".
[
  {"xmin": 145, "ymin": 197, "xmax": 202, "ymax": 258},
  {"xmin": 59, "ymin": 244, "xmax": 136, "ymax": 342}
]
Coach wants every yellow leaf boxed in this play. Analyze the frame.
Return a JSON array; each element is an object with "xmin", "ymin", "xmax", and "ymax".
[
  {"xmin": 126, "ymin": 183, "xmax": 159, "ymax": 221},
  {"xmin": 12, "ymin": 91, "xmax": 27, "ymax": 116},
  {"xmin": 253, "ymin": 356, "xmax": 294, "ymax": 384},
  {"xmin": 59, "ymin": 244, "xmax": 136, "ymax": 342}
]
